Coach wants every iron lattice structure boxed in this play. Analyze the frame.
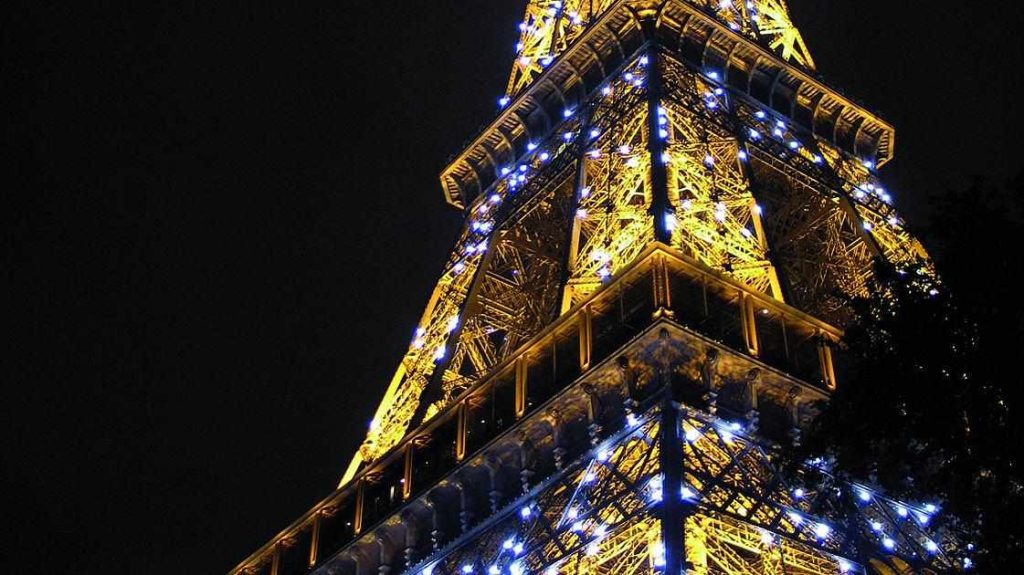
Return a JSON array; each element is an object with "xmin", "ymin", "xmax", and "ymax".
[{"xmin": 232, "ymin": 2, "xmax": 963, "ymax": 575}]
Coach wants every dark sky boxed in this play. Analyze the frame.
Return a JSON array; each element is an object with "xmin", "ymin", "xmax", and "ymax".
[{"xmin": 5, "ymin": 1, "xmax": 1022, "ymax": 574}]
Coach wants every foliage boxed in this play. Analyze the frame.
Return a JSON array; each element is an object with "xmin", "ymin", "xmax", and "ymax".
[{"xmin": 799, "ymin": 173, "xmax": 1024, "ymax": 571}]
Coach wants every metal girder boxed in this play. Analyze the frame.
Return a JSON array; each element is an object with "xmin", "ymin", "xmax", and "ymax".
[
  {"xmin": 507, "ymin": 0, "xmax": 814, "ymax": 100},
  {"xmin": 354, "ymin": 44, "xmax": 933, "ymax": 470},
  {"xmin": 396, "ymin": 396, "xmax": 963, "ymax": 575},
  {"xmin": 418, "ymin": 415, "xmax": 664, "ymax": 575}
]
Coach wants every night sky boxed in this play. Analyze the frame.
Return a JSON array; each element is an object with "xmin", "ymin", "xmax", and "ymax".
[{"xmin": 5, "ymin": 1, "xmax": 1022, "ymax": 574}]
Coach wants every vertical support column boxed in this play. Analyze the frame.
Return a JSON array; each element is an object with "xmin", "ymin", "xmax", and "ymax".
[
  {"xmin": 740, "ymin": 295, "xmax": 759, "ymax": 356},
  {"xmin": 402, "ymin": 444, "xmax": 414, "ymax": 500},
  {"xmin": 455, "ymin": 402, "xmax": 468, "ymax": 462},
  {"xmin": 270, "ymin": 544, "xmax": 281, "ymax": 575},
  {"xmin": 308, "ymin": 512, "xmax": 322, "ymax": 568},
  {"xmin": 652, "ymin": 254, "xmax": 673, "ymax": 318},
  {"xmin": 560, "ymin": 104, "xmax": 595, "ymax": 314},
  {"xmin": 819, "ymin": 336, "xmax": 837, "ymax": 390},
  {"xmin": 354, "ymin": 478, "xmax": 366, "ymax": 536},
  {"xmin": 514, "ymin": 356, "xmax": 528, "ymax": 418},
  {"xmin": 746, "ymin": 197, "xmax": 785, "ymax": 302},
  {"xmin": 659, "ymin": 390, "xmax": 688, "ymax": 575},
  {"xmin": 579, "ymin": 306, "xmax": 592, "ymax": 370},
  {"xmin": 642, "ymin": 19, "xmax": 673, "ymax": 245}
]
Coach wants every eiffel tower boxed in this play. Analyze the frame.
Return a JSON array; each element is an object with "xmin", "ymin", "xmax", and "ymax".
[{"xmin": 231, "ymin": 2, "xmax": 967, "ymax": 574}]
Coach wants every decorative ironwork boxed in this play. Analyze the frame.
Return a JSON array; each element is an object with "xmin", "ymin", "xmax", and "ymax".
[{"xmin": 231, "ymin": 3, "xmax": 965, "ymax": 575}]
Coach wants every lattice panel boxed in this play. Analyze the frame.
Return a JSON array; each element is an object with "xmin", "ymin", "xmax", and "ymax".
[
  {"xmin": 567, "ymin": 60, "xmax": 656, "ymax": 305},
  {"xmin": 440, "ymin": 173, "xmax": 576, "ymax": 403},
  {"xmin": 506, "ymin": 0, "xmax": 618, "ymax": 97},
  {"xmin": 507, "ymin": 0, "xmax": 814, "ymax": 98}
]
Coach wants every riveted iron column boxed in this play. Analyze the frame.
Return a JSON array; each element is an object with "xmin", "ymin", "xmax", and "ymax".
[
  {"xmin": 659, "ymin": 390, "xmax": 688, "ymax": 575},
  {"xmin": 642, "ymin": 18, "xmax": 673, "ymax": 245}
]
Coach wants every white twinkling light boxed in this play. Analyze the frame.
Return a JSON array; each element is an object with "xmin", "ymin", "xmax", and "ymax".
[
  {"xmin": 648, "ymin": 475, "xmax": 664, "ymax": 503},
  {"xmin": 651, "ymin": 541, "xmax": 666, "ymax": 567},
  {"xmin": 814, "ymin": 523, "xmax": 831, "ymax": 539}
]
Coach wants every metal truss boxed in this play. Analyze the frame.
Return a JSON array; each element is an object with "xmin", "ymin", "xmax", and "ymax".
[
  {"xmin": 356, "ymin": 112, "xmax": 588, "ymax": 463},
  {"xmin": 419, "ymin": 416, "xmax": 663, "ymax": 575},
  {"xmin": 353, "ymin": 3, "xmax": 930, "ymax": 475},
  {"xmin": 676, "ymin": 408, "xmax": 962, "ymax": 573},
  {"xmin": 506, "ymin": 0, "xmax": 617, "ymax": 97},
  {"xmin": 436, "ymin": 170, "xmax": 576, "ymax": 406},
  {"xmin": 658, "ymin": 69, "xmax": 781, "ymax": 300},
  {"xmin": 406, "ymin": 399, "xmax": 964, "ymax": 575},
  {"xmin": 815, "ymin": 142, "xmax": 933, "ymax": 279},
  {"xmin": 566, "ymin": 59, "xmax": 655, "ymax": 306},
  {"xmin": 356, "ymin": 212, "xmax": 489, "ymax": 463},
  {"xmin": 506, "ymin": 0, "xmax": 814, "ymax": 99},
  {"xmin": 231, "ymin": 3, "xmax": 966, "ymax": 575}
]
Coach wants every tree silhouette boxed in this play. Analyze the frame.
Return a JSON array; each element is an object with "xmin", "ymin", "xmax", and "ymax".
[{"xmin": 799, "ymin": 173, "xmax": 1024, "ymax": 571}]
